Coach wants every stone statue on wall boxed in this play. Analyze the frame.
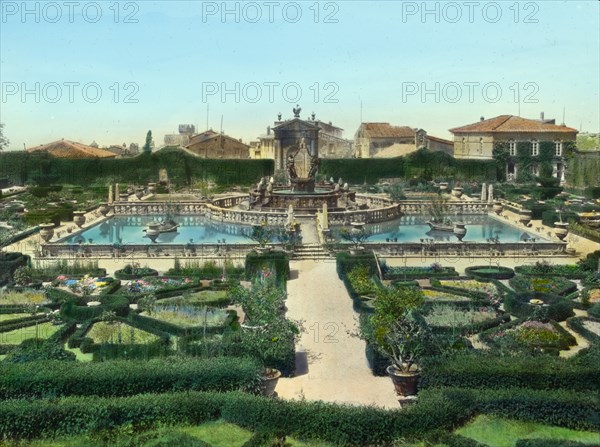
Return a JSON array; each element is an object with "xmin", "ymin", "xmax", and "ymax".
[
  {"xmin": 293, "ymin": 104, "xmax": 301, "ymax": 118},
  {"xmin": 307, "ymin": 154, "xmax": 320, "ymax": 179}
]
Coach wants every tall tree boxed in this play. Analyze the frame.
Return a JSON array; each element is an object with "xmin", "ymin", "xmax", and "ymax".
[
  {"xmin": 0, "ymin": 123, "xmax": 9, "ymax": 151},
  {"xmin": 142, "ymin": 130, "xmax": 153, "ymax": 153}
]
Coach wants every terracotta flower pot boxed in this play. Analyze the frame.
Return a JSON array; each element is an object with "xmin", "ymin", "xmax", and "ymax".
[
  {"xmin": 261, "ymin": 368, "xmax": 281, "ymax": 397},
  {"xmin": 386, "ymin": 365, "xmax": 420, "ymax": 397}
]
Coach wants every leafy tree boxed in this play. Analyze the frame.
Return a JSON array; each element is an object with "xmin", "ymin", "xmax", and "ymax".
[
  {"xmin": 143, "ymin": 130, "xmax": 153, "ymax": 153},
  {"xmin": 0, "ymin": 123, "xmax": 9, "ymax": 151},
  {"xmin": 337, "ymin": 226, "xmax": 372, "ymax": 249}
]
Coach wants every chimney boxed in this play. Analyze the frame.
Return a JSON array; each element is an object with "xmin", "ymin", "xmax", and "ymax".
[
  {"xmin": 480, "ymin": 116, "xmax": 485, "ymax": 122},
  {"xmin": 540, "ymin": 112, "xmax": 545, "ymax": 120}
]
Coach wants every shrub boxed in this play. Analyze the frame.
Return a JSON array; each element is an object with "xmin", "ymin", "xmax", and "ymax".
[
  {"xmin": 465, "ymin": 266, "xmax": 515, "ymax": 280},
  {"xmin": 245, "ymin": 251, "xmax": 290, "ymax": 285},
  {"xmin": 588, "ymin": 303, "xmax": 600, "ymax": 319},
  {"xmin": 2, "ymin": 338, "xmax": 76, "ymax": 364},
  {"xmin": 0, "ymin": 357, "xmax": 262, "ymax": 399},
  {"xmin": 114, "ymin": 265, "xmax": 159, "ymax": 280},
  {"xmin": 509, "ymin": 276, "xmax": 577, "ymax": 296},
  {"xmin": 503, "ymin": 292, "xmax": 574, "ymax": 322}
]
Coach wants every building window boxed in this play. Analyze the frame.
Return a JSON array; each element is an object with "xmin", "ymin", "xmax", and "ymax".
[
  {"xmin": 462, "ymin": 137, "xmax": 466, "ymax": 152},
  {"xmin": 509, "ymin": 140, "xmax": 516, "ymax": 156},
  {"xmin": 531, "ymin": 164, "xmax": 540, "ymax": 177},
  {"xmin": 555, "ymin": 141, "xmax": 563, "ymax": 156},
  {"xmin": 479, "ymin": 138, "xmax": 484, "ymax": 153},
  {"xmin": 532, "ymin": 140, "xmax": 539, "ymax": 156}
]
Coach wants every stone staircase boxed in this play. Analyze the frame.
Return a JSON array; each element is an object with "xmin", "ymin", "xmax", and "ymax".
[{"xmin": 292, "ymin": 243, "xmax": 333, "ymax": 260}]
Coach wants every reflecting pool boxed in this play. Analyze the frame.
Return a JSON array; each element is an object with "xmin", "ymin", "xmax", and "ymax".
[{"xmin": 334, "ymin": 215, "xmax": 546, "ymax": 243}]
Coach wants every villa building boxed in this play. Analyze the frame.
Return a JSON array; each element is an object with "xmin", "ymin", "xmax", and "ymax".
[
  {"xmin": 353, "ymin": 123, "xmax": 453, "ymax": 158},
  {"xmin": 26, "ymin": 139, "xmax": 117, "ymax": 159},
  {"xmin": 186, "ymin": 130, "xmax": 249, "ymax": 159},
  {"xmin": 450, "ymin": 114, "xmax": 578, "ymax": 182},
  {"xmin": 250, "ymin": 112, "xmax": 353, "ymax": 160}
]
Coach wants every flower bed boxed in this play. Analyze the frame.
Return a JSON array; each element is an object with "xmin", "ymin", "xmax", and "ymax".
[
  {"xmin": 87, "ymin": 321, "xmax": 160, "ymax": 345},
  {"xmin": 424, "ymin": 305, "xmax": 497, "ymax": 328},
  {"xmin": 123, "ymin": 277, "xmax": 197, "ymax": 296},
  {"xmin": 346, "ymin": 265, "xmax": 379, "ymax": 297},
  {"xmin": 422, "ymin": 289, "xmax": 471, "ymax": 302},
  {"xmin": 53, "ymin": 275, "xmax": 119, "ymax": 296},
  {"xmin": 509, "ymin": 275, "xmax": 578, "ymax": 296},
  {"xmin": 439, "ymin": 280, "xmax": 498, "ymax": 295},
  {"xmin": 156, "ymin": 290, "xmax": 230, "ymax": 308},
  {"xmin": 141, "ymin": 305, "xmax": 230, "ymax": 329},
  {"xmin": 0, "ymin": 290, "xmax": 48, "ymax": 306},
  {"xmin": 483, "ymin": 319, "xmax": 576, "ymax": 352}
]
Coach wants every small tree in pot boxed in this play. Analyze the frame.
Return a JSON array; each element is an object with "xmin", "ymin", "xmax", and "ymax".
[{"xmin": 369, "ymin": 286, "xmax": 433, "ymax": 397}]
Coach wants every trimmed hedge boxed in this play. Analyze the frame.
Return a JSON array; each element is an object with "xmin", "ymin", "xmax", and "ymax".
[
  {"xmin": 588, "ymin": 303, "xmax": 600, "ymax": 319},
  {"xmin": 480, "ymin": 318, "xmax": 577, "ymax": 352},
  {"xmin": 60, "ymin": 295, "xmax": 130, "ymax": 320},
  {"xmin": 384, "ymin": 266, "xmax": 458, "ymax": 280},
  {"xmin": 503, "ymin": 292, "xmax": 574, "ymax": 322},
  {"xmin": 336, "ymin": 251, "xmax": 378, "ymax": 278},
  {"xmin": 515, "ymin": 440, "xmax": 595, "ymax": 447},
  {"xmin": 114, "ymin": 267, "xmax": 159, "ymax": 280},
  {"xmin": 420, "ymin": 352, "xmax": 600, "ymax": 392},
  {"xmin": 127, "ymin": 309, "xmax": 237, "ymax": 337},
  {"xmin": 514, "ymin": 264, "xmax": 586, "ymax": 279},
  {"xmin": 0, "ymin": 387, "xmax": 597, "ymax": 443},
  {"xmin": 509, "ymin": 275, "xmax": 578, "ymax": 297},
  {"xmin": 465, "ymin": 266, "xmax": 515, "ymax": 280},
  {"xmin": 0, "ymin": 357, "xmax": 262, "ymax": 399},
  {"xmin": 567, "ymin": 317, "xmax": 600, "ymax": 344}
]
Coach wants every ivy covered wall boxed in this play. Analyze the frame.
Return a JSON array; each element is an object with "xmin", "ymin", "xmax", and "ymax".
[{"xmin": 0, "ymin": 148, "xmax": 274, "ymax": 187}]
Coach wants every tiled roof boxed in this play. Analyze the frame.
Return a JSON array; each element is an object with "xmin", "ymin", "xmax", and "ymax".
[
  {"xmin": 27, "ymin": 140, "xmax": 117, "ymax": 158},
  {"xmin": 449, "ymin": 115, "xmax": 578, "ymax": 134},
  {"xmin": 427, "ymin": 135, "xmax": 453, "ymax": 145},
  {"xmin": 360, "ymin": 123, "xmax": 416, "ymax": 138}
]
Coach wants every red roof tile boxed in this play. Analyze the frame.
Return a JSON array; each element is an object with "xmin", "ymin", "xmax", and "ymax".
[
  {"xmin": 449, "ymin": 115, "xmax": 578, "ymax": 134},
  {"xmin": 27, "ymin": 140, "xmax": 117, "ymax": 158},
  {"xmin": 360, "ymin": 123, "xmax": 416, "ymax": 139}
]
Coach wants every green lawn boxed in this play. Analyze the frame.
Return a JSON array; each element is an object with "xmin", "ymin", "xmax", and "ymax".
[
  {"xmin": 0, "ymin": 312, "xmax": 39, "ymax": 322},
  {"xmin": 456, "ymin": 415, "xmax": 600, "ymax": 447},
  {"xmin": 0, "ymin": 322, "xmax": 60, "ymax": 344},
  {"xmin": 64, "ymin": 343, "xmax": 93, "ymax": 362},
  {"xmin": 1, "ymin": 421, "xmax": 337, "ymax": 446}
]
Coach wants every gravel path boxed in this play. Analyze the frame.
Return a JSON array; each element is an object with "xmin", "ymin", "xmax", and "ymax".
[{"xmin": 276, "ymin": 260, "xmax": 399, "ymax": 408}]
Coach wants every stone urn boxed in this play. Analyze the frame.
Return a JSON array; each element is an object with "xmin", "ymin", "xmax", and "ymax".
[
  {"xmin": 518, "ymin": 210, "xmax": 532, "ymax": 227},
  {"xmin": 73, "ymin": 211, "xmax": 86, "ymax": 228},
  {"xmin": 119, "ymin": 193, "xmax": 130, "ymax": 202},
  {"xmin": 260, "ymin": 368, "xmax": 281, "ymax": 397},
  {"xmin": 148, "ymin": 183, "xmax": 157, "ymax": 194},
  {"xmin": 554, "ymin": 222, "xmax": 569, "ymax": 241},
  {"xmin": 39, "ymin": 223, "xmax": 55, "ymax": 242},
  {"xmin": 493, "ymin": 201, "xmax": 504, "ymax": 215},
  {"xmin": 98, "ymin": 203, "xmax": 110, "ymax": 216},
  {"xmin": 386, "ymin": 365, "xmax": 420, "ymax": 397},
  {"xmin": 145, "ymin": 222, "xmax": 161, "ymax": 243},
  {"xmin": 451, "ymin": 187, "xmax": 463, "ymax": 198},
  {"xmin": 453, "ymin": 222, "xmax": 467, "ymax": 241},
  {"xmin": 439, "ymin": 182, "xmax": 449, "ymax": 192},
  {"xmin": 135, "ymin": 187, "xmax": 145, "ymax": 200}
]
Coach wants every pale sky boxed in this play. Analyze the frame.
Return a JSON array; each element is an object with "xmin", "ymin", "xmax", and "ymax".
[{"xmin": 1, "ymin": 0, "xmax": 598, "ymax": 150}]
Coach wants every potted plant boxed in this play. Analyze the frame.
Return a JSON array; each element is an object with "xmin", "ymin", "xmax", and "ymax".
[
  {"xmin": 382, "ymin": 310, "xmax": 433, "ymax": 397},
  {"xmin": 369, "ymin": 286, "xmax": 430, "ymax": 397}
]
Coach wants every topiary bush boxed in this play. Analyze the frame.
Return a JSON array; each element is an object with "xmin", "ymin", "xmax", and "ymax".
[{"xmin": 465, "ymin": 266, "xmax": 514, "ymax": 280}]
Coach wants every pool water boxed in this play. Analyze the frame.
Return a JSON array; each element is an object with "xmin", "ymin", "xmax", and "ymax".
[
  {"xmin": 62, "ymin": 216, "xmax": 257, "ymax": 245},
  {"xmin": 335, "ymin": 215, "xmax": 546, "ymax": 243}
]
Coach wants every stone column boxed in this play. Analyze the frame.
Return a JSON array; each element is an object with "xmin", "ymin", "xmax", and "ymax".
[
  {"xmin": 108, "ymin": 184, "xmax": 114, "ymax": 204},
  {"xmin": 488, "ymin": 184, "xmax": 494, "ymax": 203},
  {"xmin": 115, "ymin": 183, "xmax": 120, "ymax": 202},
  {"xmin": 480, "ymin": 183, "xmax": 487, "ymax": 201},
  {"xmin": 322, "ymin": 203, "xmax": 329, "ymax": 230}
]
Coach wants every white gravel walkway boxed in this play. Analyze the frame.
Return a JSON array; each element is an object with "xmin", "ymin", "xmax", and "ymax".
[{"xmin": 275, "ymin": 260, "xmax": 399, "ymax": 408}]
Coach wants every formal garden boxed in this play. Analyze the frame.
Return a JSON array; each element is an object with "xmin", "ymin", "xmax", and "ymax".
[{"xmin": 0, "ymin": 149, "xmax": 599, "ymax": 445}]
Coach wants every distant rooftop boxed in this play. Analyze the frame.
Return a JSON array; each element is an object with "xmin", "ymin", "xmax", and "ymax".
[
  {"xmin": 27, "ymin": 139, "xmax": 117, "ymax": 159},
  {"xmin": 449, "ymin": 115, "xmax": 578, "ymax": 134}
]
